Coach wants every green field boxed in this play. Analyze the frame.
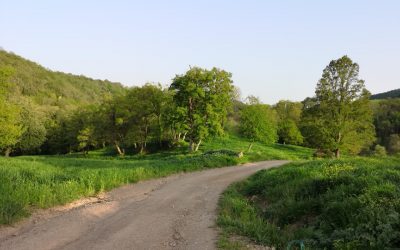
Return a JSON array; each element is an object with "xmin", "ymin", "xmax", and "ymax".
[
  {"xmin": 217, "ymin": 157, "xmax": 400, "ymax": 249},
  {"xmin": 0, "ymin": 135, "xmax": 312, "ymax": 225}
]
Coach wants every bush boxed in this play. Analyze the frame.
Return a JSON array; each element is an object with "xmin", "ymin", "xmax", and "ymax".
[{"xmin": 374, "ymin": 144, "xmax": 387, "ymax": 156}]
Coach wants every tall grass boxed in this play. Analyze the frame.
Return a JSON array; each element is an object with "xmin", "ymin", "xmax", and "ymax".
[
  {"xmin": 0, "ymin": 136, "xmax": 312, "ymax": 225},
  {"xmin": 217, "ymin": 157, "xmax": 400, "ymax": 249}
]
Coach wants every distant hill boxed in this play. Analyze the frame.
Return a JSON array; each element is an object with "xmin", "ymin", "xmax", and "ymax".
[
  {"xmin": 371, "ymin": 89, "xmax": 400, "ymax": 100},
  {"xmin": 0, "ymin": 50, "xmax": 126, "ymax": 111}
]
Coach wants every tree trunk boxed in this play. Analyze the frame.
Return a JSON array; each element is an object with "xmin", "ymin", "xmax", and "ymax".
[
  {"xmin": 247, "ymin": 142, "xmax": 253, "ymax": 152},
  {"xmin": 189, "ymin": 140, "xmax": 195, "ymax": 152},
  {"xmin": 4, "ymin": 148, "xmax": 11, "ymax": 157},
  {"xmin": 194, "ymin": 139, "xmax": 202, "ymax": 152},
  {"xmin": 182, "ymin": 132, "xmax": 187, "ymax": 141},
  {"xmin": 335, "ymin": 148, "xmax": 340, "ymax": 158},
  {"xmin": 115, "ymin": 142, "xmax": 124, "ymax": 156}
]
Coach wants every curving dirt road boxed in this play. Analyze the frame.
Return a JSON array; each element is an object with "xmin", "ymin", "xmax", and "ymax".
[{"xmin": 0, "ymin": 160, "xmax": 287, "ymax": 250}]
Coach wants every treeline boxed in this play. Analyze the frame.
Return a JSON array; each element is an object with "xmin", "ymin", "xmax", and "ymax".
[
  {"xmin": 1, "ymin": 66, "xmax": 237, "ymax": 155},
  {"xmin": 372, "ymin": 99, "xmax": 400, "ymax": 154},
  {"xmin": 1, "ymin": 52, "xmax": 399, "ymax": 157},
  {"xmin": 370, "ymin": 88, "xmax": 400, "ymax": 100},
  {"xmin": 44, "ymin": 66, "xmax": 235, "ymax": 155}
]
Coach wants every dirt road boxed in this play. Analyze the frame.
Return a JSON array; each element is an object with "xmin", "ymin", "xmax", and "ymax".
[{"xmin": 0, "ymin": 160, "xmax": 287, "ymax": 250}]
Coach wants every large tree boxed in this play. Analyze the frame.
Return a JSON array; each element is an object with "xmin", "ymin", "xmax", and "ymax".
[
  {"xmin": 170, "ymin": 67, "xmax": 234, "ymax": 151},
  {"xmin": 239, "ymin": 104, "xmax": 278, "ymax": 151},
  {"xmin": 301, "ymin": 56, "xmax": 375, "ymax": 157},
  {"xmin": 124, "ymin": 84, "xmax": 168, "ymax": 153}
]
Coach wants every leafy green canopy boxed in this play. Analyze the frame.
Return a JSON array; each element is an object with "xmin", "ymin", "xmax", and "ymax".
[
  {"xmin": 372, "ymin": 99, "xmax": 400, "ymax": 154},
  {"xmin": 170, "ymin": 67, "xmax": 234, "ymax": 151},
  {"xmin": 0, "ymin": 67, "xmax": 24, "ymax": 155},
  {"xmin": 274, "ymin": 100, "xmax": 303, "ymax": 145},
  {"xmin": 239, "ymin": 104, "xmax": 277, "ymax": 147},
  {"xmin": 301, "ymin": 56, "xmax": 375, "ymax": 157},
  {"xmin": 0, "ymin": 50, "xmax": 126, "ymax": 155}
]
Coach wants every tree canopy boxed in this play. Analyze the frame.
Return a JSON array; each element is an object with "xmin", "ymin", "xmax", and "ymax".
[
  {"xmin": 170, "ymin": 67, "xmax": 234, "ymax": 151},
  {"xmin": 239, "ymin": 104, "xmax": 277, "ymax": 151},
  {"xmin": 301, "ymin": 56, "xmax": 375, "ymax": 157}
]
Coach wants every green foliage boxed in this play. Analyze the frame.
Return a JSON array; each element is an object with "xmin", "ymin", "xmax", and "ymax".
[
  {"xmin": 239, "ymin": 104, "xmax": 278, "ymax": 148},
  {"xmin": 15, "ymin": 99, "xmax": 47, "ymax": 153},
  {"xmin": 0, "ymin": 50, "xmax": 125, "ymax": 109},
  {"xmin": 170, "ymin": 67, "xmax": 234, "ymax": 151},
  {"xmin": 301, "ymin": 56, "xmax": 375, "ymax": 157},
  {"xmin": 0, "ymin": 67, "xmax": 24, "ymax": 156},
  {"xmin": 373, "ymin": 144, "xmax": 387, "ymax": 156},
  {"xmin": 0, "ymin": 51, "xmax": 126, "ymax": 155},
  {"xmin": 123, "ymin": 84, "xmax": 170, "ymax": 153},
  {"xmin": 388, "ymin": 134, "xmax": 400, "ymax": 154},
  {"xmin": 278, "ymin": 120, "xmax": 303, "ymax": 145},
  {"xmin": 77, "ymin": 126, "xmax": 96, "ymax": 153},
  {"xmin": 274, "ymin": 100, "xmax": 303, "ymax": 145},
  {"xmin": 218, "ymin": 157, "xmax": 400, "ymax": 249},
  {"xmin": 372, "ymin": 99, "xmax": 400, "ymax": 154},
  {"xmin": 0, "ymin": 100, "xmax": 23, "ymax": 155}
]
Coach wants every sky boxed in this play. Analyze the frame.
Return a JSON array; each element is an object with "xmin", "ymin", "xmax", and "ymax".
[{"xmin": 1, "ymin": 0, "xmax": 399, "ymax": 104}]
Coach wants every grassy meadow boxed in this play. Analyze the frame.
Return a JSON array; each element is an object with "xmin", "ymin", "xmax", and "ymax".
[
  {"xmin": 0, "ymin": 135, "xmax": 313, "ymax": 225},
  {"xmin": 217, "ymin": 157, "xmax": 400, "ymax": 249}
]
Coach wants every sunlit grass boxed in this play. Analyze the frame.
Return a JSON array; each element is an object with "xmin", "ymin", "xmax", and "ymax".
[
  {"xmin": 217, "ymin": 157, "xmax": 400, "ymax": 249},
  {"xmin": 0, "ymin": 135, "xmax": 312, "ymax": 225}
]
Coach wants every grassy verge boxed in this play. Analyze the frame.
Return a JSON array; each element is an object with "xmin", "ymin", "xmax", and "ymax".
[
  {"xmin": 0, "ymin": 135, "xmax": 312, "ymax": 225},
  {"xmin": 217, "ymin": 157, "xmax": 400, "ymax": 249}
]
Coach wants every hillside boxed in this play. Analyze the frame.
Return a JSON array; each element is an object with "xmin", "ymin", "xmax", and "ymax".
[
  {"xmin": 0, "ymin": 50, "xmax": 125, "ymax": 110},
  {"xmin": 371, "ymin": 88, "xmax": 400, "ymax": 100}
]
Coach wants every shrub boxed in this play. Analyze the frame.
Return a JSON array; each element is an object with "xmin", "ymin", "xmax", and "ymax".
[{"xmin": 374, "ymin": 144, "xmax": 387, "ymax": 156}]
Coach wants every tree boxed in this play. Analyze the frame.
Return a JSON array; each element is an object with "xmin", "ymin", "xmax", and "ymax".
[
  {"xmin": 278, "ymin": 120, "xmax": 303, "ymax": 145},
  {"xmin": 239, "ymin": 104, "xmax": 278, "ymax": 151},
  {"xmin": 124, "ymin": 84, "xmax": 167, "ymax": 153},
  {"xmin": 0, "ymin": 66, "xmax": 24, "ymax": 156},
  {"xmin": 245, "ymin": 95, "xmax": 262, "ymax": 105},
  {"xmin": 99, "ymin": 95, "xmax": 129, "ymax": 156},
  {"xmin": 170, "ymin": 67, "xmax": 234, "ymax": 151},
  {"xmin": 274, "ymin": 100, "xmax": 303, "ymax": 145},
  {"xmin": 301, "ymin": 56, "xmax": 375, "ymax": 157}
]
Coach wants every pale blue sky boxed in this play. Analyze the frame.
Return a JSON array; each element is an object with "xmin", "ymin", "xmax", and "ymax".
[{"xmin": 1, "ymin": 1, "xmax": 399, "ymax": 103}]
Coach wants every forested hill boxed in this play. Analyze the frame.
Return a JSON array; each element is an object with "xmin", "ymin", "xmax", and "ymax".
[
  {"xmin": 0, "ymin": 50, "xmax": 125, "ymax": 110},
  {"xmin": 371, "ymin": 88, "xmax": 400, "ymax": 100}
]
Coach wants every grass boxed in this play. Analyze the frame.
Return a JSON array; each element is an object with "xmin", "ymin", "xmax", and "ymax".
[
  {"xmin": 0, "ymin": 135, "xmax": 312, "ymax": 225},
  {"xmin": 217, "ymin": 157, "xmax": 400, "ymax": 249},
  {"xmin": 203, "ymin": 135, "xmax": 313, "ymax": 161}
]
